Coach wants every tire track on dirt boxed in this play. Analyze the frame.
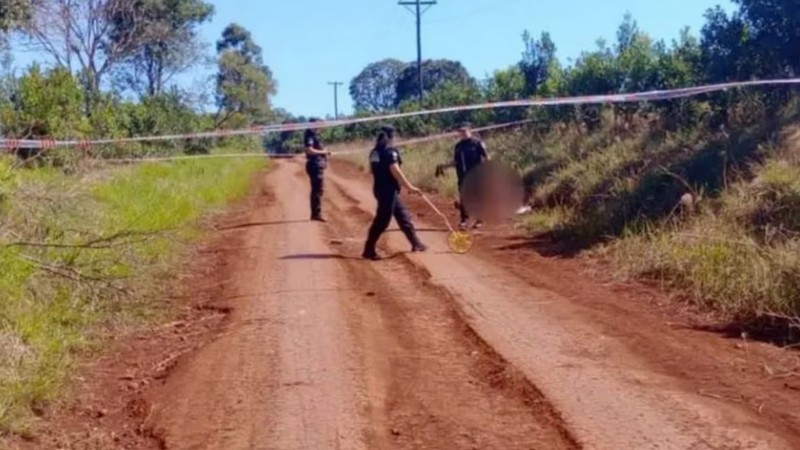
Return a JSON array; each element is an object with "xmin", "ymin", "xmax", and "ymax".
[
  {"xmin": 316, "ymin": 165, "xmax": 578, "ymax": 450},
  {"xmin": 145, "ymin": 160, "xmax": 578, "ymax": 449},
  {"xmin": 325, "ymin": 159, "xmax": 798, "ymax": 450},
  {"xmin": 147, "ymin": 162, "xmax": 369, "ymax": 450}
]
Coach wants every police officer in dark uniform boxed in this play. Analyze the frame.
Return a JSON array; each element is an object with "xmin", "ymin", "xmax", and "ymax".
[
  {"xmin": 304, "ymin": 118, "xmax": 330, "ymax": 221},
  {"xmin": 363, "ymin": 125, "xmax": 427, "ymax": 260},
  {"xmin": 435, "ymin": 122, "xmax": 490, "ymax": 230}
]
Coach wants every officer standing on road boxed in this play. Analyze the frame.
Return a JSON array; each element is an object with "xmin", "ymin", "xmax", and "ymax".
[
  {"xmin": 304, "ymin": 118, "xmax": 330, "ymax": 222},
  {"xmin": 435, "ymin": 122, "xmax": 490, "ymax": 230},
  {"xmin": 362, "ymin": 125, "xmax": 428, "ymax": 261}
]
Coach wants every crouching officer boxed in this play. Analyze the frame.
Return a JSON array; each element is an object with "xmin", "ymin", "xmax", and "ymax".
[
  {"xmin": 363, "ymin": 125, "xmax": 427, "ymax": 260},
  {"xmin": 304, "ymin": 118, "xmax": 330, "ymax": 222},
  {"xmin": 435, "ymin": 122, "xmax": 490, "ymax": 230}
]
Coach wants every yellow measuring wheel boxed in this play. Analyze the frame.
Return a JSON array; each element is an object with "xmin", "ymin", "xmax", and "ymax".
[
  {"xmin": 447, "ymin": 230, "xmax": 475, "ymax": 254},
  {"xmin": 421, "ymin": 194, "xmax": 475, "ymax": 255}
]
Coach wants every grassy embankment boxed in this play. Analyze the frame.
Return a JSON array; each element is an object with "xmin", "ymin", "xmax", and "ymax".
[
  {"xmin": 0, "ymin": 149, "xmax": 267, "ymax": 435},
  {"xmin": 395, "ymin": 104, "xmax": 800, "ymax": 327}
]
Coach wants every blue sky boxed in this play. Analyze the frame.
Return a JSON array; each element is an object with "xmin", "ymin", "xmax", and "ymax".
[{"xmin": 11, "ymin": 0, "xmax": 734, "ymax": 118}]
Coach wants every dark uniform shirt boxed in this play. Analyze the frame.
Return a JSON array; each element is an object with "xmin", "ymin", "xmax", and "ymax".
[
  {"xmin": 304, "ymin": 129, "xmax": 327, "ymax": 168},
  {"xmin": 370, "ymin": 146, "xmax": 402, "ymax": 193},
  {"xmin": 454, "ymin": 137, "xmax": 487, "ymax": 180}
]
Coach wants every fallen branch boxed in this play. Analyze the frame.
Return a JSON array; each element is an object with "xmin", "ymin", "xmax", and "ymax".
[
  {"xmin": 761, "ymin": 311, "xmax": 800, "ymax": 330},
  {"xmin": 82, "ymin": 229, "xmax": 177, "ymax": 247},
  {"xmin": 3, "ymin": 235, "xmax": 157, "ymax": 250},
  {"xmin": 16, "ymin": 253, "xmax": 131, "ymax": 294},
  {"xmin": 698, "ymin": 389, "xmax": 744, "ymax": 403},
  {"xmin": 151, "ymin": 345, "xmax": 199, "ymax": 375}
]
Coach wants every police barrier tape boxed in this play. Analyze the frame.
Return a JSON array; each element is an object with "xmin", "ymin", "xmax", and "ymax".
[
  {"xmin": 3, "ymin": 77, "xmax": 800, "ymax": 151},
  {"xmin": 101, "ymin": 119, "xmax": 537, "ymax": 164}
]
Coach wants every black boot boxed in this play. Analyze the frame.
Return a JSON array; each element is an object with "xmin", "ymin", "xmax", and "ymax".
[
  {"xmin": 362, "ymin": 236, "xmax": 381, "ymax": 260},
  {"xmin": 362, "ymin": 248, "xmax": 382, "ymax": 260},
  {"xmin": 411, "ymin": 241, "xmax": 428, "ymax": 252}
]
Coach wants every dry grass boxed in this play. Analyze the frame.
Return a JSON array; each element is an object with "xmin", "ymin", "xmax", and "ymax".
[
  {"xmin": 390, "ymin": 104, "xmax": 800, "ymax": 323},
  {"xmin": 610, "ymin": 216, "xmax": 800, "ymax": 318},
  {"xmin": 599, "ymin": 134, "xmax": 800, "ymax": 320}
]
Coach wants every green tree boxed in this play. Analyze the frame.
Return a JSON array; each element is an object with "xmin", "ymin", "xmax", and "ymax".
[
  {"xmin": 519, "ymin": 30, "xmax": 557, "ymax": 97},
  {"xmin": 422, "ymin": 81, "xmax": 486, "ymax": 130},
  {"xmin": 485, "ymin": 66, "xmax": 526, "ymax": 102},
  {"xmin": 214, "ymin": 23, "xmax": 277, "ymax": 127},
  {"xmin": 565, "ymin": 40, "xmax": 621, "ymax": 130},
  {"xmin": 615, "ymin": 12, "xmax": 639, "ymax": 55},
  {"xmin": 485, "ymin": 66, "xmax": 527, "ymax": 123},
  {"xmin": 0, "ymin": 65, "xmax": 88, "ymax": 139},
  {"xmin": 734, "ymin": 0, "xmax": 800, "ymax": 76},
  {"xmin": 350, "ymin": 59, "xmax": 407, "ymax": 112},
  {"xmin": 0, "ymin": 0, "xmax": 30, "ymax": 32},
  {"xmin": 651, "ymin": 28, "xmax": 706, "ymax": 129},
  {"xmin": 700, "ymin": 6, "xmax": 754, "ymax": 82},
  {"xmin": 394, "ymin": 59, "xmax": 474, "ymax": 106},
  {"xmin": 567, "ymin": 39, "xmax": 621, "ymax": 96},
  {"xmin": 613, "ymin": 16, "xmax": 659, "ymax": 121},
  {"xmin": 111, "ymin": 0, "xmax": 215, "ymax": 96},
  {"xmin": 615, "ymin": 16, "xmax": 659, "ymax": 93},
  {"xmin": 531, "ymin": 60, "xmax": 573, "ymax": 125}
]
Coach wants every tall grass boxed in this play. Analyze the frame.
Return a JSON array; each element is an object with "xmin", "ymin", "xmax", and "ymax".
[
  {"xmin": 612, "ymin": 159, "xmax": 800, "ymax": 318},
  {"xmin": 0, "ymin": 154, "xmax": 266, "ymax": 435},
  {"xmin": 394, "ymin": 100, "xmax": 800, "ymax": 321},
  {"xmin": 611, "ymin": 217, "xmax": 800, "ymax": 317}
]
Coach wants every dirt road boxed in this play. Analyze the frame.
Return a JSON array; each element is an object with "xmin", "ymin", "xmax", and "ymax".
[{"xmin": 141, "ymin": 158, "xmax": 798, "ymax": 450}]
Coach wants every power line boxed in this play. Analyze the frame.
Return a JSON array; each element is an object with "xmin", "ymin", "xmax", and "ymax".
[
  {"xmin": 327, "ymin": 81, "xmax": 343, "ymax": 119},
  {"xmin": 398, "ymin": 0, "xmax": 437, "ymax": 103}
]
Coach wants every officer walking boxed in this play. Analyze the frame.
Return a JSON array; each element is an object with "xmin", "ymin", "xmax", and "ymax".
[
  {"xmin": 435, "ymin": 122, "xmax": 490, "ymax": 230},
  {"xmin": 304, "ymin": 118, "xmax": 330, "ymax": 221},
  {"xmin": 363, "ymin": 125, "xmax": 427, "ymax": 261}
]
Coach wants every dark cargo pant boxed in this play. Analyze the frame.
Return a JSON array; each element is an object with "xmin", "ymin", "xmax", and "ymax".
[
  {"xmin": 364, "ymin": 188, "xmax": 422, "ymax": 255},
  {"xmin": 306, "ymin": 162, "xmax": 325, "ymax": 219},
  {"xmin": 457, "ymin": 176, "xmax": 469, "ymax": 223}
]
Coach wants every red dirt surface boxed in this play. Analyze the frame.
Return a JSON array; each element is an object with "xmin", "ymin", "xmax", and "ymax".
[{"xmin": 7, "ymin": 157, "xmax": 800, "ymax": 450}]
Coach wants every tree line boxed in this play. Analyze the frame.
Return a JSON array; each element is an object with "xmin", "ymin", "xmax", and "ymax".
[
  {"xmin": 3, "ymin": 0, "xmax": 800, "ymax": 157},
  {"xmin": 269, "ymin": 0, "xmax": 799, "ymax": 151},
  {"xmin": 0, "ymin": 0, "xmax": 276, "ymax": 157}
]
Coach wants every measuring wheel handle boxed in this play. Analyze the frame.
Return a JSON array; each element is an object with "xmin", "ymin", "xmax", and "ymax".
[{"xmin": 420, "ymin": 194, "xmax": 475, "ymax": 255}]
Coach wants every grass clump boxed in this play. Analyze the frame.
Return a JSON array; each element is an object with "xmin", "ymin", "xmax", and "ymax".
[
  {"xmin": 398, "ymin": 99, "xmax": 800, "ymax": 323},
  {"xmin": 609, "ymin": 157, "xmax": 800, "ymax": 319},
  {"xmin": 0, "ymin": 154, "xmax": 266, "ymax": 435},
  {"xmin": 611, "ymin": 217, "xmax": 800, "ymax": 318},
  {"xmin": 746, "ymin": 160, "xmax": 800, "ymax": 240}
]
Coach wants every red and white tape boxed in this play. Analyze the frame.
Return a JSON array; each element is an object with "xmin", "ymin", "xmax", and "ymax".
[
  {"xmin": 102, "ymin": 119, "xmax": 536, "ymax": 163},
  {"xmin": 2, "ymin": 78, "xmax": 800, "ymax": 151}
]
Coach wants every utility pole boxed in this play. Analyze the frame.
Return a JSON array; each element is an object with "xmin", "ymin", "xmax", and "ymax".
[
  {"xmin": 398, "ymin": 0, "xmax": 437, "ymax": 103},
  {"xmin": 327, "ymin": 81, "xmax": 343, "ymax": 119}
]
